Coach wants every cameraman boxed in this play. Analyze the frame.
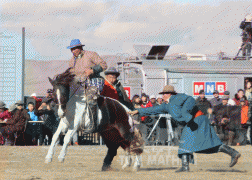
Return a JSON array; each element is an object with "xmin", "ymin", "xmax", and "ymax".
[
  {"xmin": 240, "ymin": 14, "xmax": 252, "ymax": 57},
  {"xmin": 35, "ymin": 91, "xmax": 58, "ymax": 145}
]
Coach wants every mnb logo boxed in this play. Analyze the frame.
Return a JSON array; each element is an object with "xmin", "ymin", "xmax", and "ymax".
[{"xmin": 194, "ymin": 82, "xmax": 226, "ymax": 96}]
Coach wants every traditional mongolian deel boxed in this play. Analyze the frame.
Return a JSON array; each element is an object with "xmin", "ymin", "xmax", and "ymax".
[
  {"xmin": 138, "ymin": 93, "xmax": 222, "ymax": 156},
  {"xmin": 136, "ymin": 90, "xmax": 241, "ymax": 172}
]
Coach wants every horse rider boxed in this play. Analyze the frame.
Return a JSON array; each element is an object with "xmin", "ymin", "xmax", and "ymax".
[
  {"xmin": 240, "ymin": 14, "xmax": 252, "ymax": 57},
  {"xmin": 100, "ymin": 67, "xmax": 135, "ymax": 111},
  {"xmin": 66, "ymin": 39, "xmax": 107, "ymax": 132},
  {"xmin": 129, "ymin": 85, "xmax": 241, "ymax": 172}
]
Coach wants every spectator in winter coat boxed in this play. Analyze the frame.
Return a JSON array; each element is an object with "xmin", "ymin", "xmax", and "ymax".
[
  {"xmin": 195, "ymin": 90, "xmax": 212, "ymax": 115},
  {"xmin": 132, "ymin": 94, "xmax": 142, "ymax": 109},
  {"xmin": 1, "ymin": 101, "xmax": 30, "ymax": 145},
  {"xmin": 233, "ymin": 89, "xmax": 249, "ymax": 106},
  {"xmin": 0, "ymin": 101, "xmax": 12, "ymax": 122},
  {"xmin": 239, "ymin": 98, "xmax": 249, "ymax": 145},
  {"xmin": 156, "ymin": 95, "xmax": 163, "ymax": 105},
  {"xmin": 35, "ymin": 101, "xmax": 58, "ymax": 145},
  {"xmin": 147, "ymin": 95, "xmax": 158, "ymax": 107},
  {"xmin": 26, "ymin": 102, "xmax": 43, "ymax": 145},
  {"xmin": 245, "ymin": 82, "xmax": 252, "ymax": 102},
  {"xmin": 222, "ymin": 91, "xmax": 236, "ymax": 106},
  {"xmin": 210, "ymin": 90, "xmax": 222, "ymax": 107}
]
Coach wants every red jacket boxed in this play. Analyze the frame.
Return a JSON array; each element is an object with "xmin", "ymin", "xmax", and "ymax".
[
  {"xmin": 100, "ymin": 80, "xmax": 119, "ymax": 100},
  {"xmin": 0, "ymin": 110, "xmax": 12, "ymax": 121},
  {"xmin": 32, "ymin": 96, "xmax": 43, "ymax": 110},
  {"xmin": 140, "ymin": 102, "xmax": 153, "ymax": 121}
]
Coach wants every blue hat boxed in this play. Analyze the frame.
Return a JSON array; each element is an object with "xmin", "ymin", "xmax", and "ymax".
[{"xmin": 67, "ymin": 39, "xmax": 85, "ymax": 49}]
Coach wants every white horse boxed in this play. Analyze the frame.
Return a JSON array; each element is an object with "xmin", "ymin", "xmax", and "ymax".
[{"xmin": 44, "ymin": 69, "xmax": 143, "ymax": 171}]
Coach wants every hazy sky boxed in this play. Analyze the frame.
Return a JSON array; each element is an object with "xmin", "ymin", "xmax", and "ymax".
[{"xmin": 0, "ymin": 0, "xmax": 251, "ymax": 60}]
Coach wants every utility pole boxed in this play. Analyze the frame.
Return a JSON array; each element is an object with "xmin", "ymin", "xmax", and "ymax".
[{"xmin": 22, "ymin": 27, "xmax": 25, "ymax": 101}]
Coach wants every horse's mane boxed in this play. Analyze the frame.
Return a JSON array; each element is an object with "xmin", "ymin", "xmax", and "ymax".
[{"xmin": 53, "ymin": 68, "xmax": 75, "ymax": 86}]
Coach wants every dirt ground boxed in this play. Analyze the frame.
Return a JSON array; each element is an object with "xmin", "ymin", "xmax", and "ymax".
[{"xmin": 0, "ymin": 145, "xmax": 251, "ymax": 180}]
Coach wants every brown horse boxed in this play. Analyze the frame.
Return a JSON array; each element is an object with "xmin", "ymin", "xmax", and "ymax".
[{"xmin": 45, "ymin": 68, "xmax": 143, "ymax": 171}]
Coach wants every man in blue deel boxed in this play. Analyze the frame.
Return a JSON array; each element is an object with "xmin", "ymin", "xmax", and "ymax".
[{"xmin": 129, "ymin": 85, "xmax": 241, "ymax": 172}]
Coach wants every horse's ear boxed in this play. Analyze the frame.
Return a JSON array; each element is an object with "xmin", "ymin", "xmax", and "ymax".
[{"xmin": 48, "ymin": 77, "xmax": 54, "ymax": 85}]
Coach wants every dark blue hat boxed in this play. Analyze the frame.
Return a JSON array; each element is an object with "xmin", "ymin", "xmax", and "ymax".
[
  {"xmin": 224, "ymin": 91, "xmax": 230, "ymax": 95},
  {"xmin": 67, "ymin": 39, "xmax": 85, "ymax": 49},
  {"xmin": 213, "ymin": 90, "xmax": 219, "ymax": 94},
  {"xmin": 104, "ymin": 67, "xmax": 120, "ymax": 77},
  {"xmin": 47, "ymin": 89, "xmax": 53, "ymax": 93}
]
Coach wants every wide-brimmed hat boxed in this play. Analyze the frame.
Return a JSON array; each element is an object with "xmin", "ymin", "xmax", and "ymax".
[
  {"xmin": 159, "ymin": 85, "xmax": 176, "ymax": 94},
  {"xmin": 67, "ymin": 39, "xmax": 85, "ymax": 49},
  {"xmin": 15, "ymin": 100, "xmax": 25, "ymax": 106},
  {"xmin": 104, "ymin": 67, "xmax": 120, "ymax": 77},
  {"xmin": 0, "ymin": 101, "xmax": 6, "ymax": 108}
]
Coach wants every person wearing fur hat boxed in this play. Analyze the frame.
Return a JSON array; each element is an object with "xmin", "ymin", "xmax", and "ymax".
[
  {"xmin": 129, "ymin": 85, "xmax": 241, "ymax": 172},
  {"xmin": 100, "ymin": 67, "xmax": 134, "ymax": 110}
]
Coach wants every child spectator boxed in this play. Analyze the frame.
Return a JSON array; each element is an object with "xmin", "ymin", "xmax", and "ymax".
[{"xmin": 26, "ymin": 102, "xmax": 43, "ymax": 145}]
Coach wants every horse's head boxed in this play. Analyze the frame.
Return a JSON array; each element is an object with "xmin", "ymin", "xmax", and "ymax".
[{"xmin": 48, "ymin": 68, "xmax": 75, "ymax": 118}]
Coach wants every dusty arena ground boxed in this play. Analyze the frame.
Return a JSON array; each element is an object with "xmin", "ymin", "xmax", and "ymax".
[{"xmin": 0, "ymin": 145, "xmax": 251, "ymax": 180}]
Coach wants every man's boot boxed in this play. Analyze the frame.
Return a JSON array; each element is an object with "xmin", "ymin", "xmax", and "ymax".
[
  {"xmin": 175, "ymin": 154, "xmax": 190, "ymax": 172},
  {"xmin": 218, "ymin": 144, "xmax": 241, "ymax": 167}
]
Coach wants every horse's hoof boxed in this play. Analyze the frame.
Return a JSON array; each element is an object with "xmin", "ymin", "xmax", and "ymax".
[
  {"xmin": 58, "ymin": 158, "xmax": 65, "ymax": 163},
  {"xmin": 132, "ymin": 165, "xmax": 140, "ymax": 172},
  {"xmin": 45, "ymin": 158, "xmax": 52, "ymax": 163},
  {"xmin": 122, "ymin": 158, "xmax": 132, "ymax": 169},
  {"xmin": 101, "ymin": 165, "xmax": 113, "ymax": 171}
]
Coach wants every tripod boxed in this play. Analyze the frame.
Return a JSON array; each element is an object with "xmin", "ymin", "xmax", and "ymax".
[{"xmin": 147, "ymin": 114, "xmax": 174, "ymax": 146}]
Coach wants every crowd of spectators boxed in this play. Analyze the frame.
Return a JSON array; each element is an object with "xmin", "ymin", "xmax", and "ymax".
[
  {"xmin": 0, "ymin": 89, "xmax": 60, "ymax": 146},
  {"xmin": 198, "ymin": 88, "xmax": 251, "ymax": 146},
  {"xmin": 131, "ymin": 84, "xmax": 252, "ymax": 146},
  {"xmin": 1, "ymin": 83, "xmax": 252, "ymax": 147}
]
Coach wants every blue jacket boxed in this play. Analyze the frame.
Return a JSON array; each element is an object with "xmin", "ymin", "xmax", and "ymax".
[
  {"xmin": 138, "ymin": 93, "xmax": 222, "ymax": 156},
  {"xmin": 27, "ymin": 110, "xmax": 38, "ymax": 125}
]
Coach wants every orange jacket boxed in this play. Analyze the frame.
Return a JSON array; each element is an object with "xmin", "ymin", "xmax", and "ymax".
[
  {"xmin": 100, "ymin": 80, "xmax": 119, "ymax": 100},
  {"xmin": 241, "ymin": 105, "xmax": 249, "ymax": 124}
]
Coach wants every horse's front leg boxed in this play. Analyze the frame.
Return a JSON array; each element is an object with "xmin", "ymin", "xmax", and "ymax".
[
  {"xmin": 132, "ymin": 154, "xmax": 141, "ymax": 171},
  {"xmin": 45, "ymin": 118, "xmax": 68, "ymax": 163},
  {"xmin": 122, "ymin": 149, "xmax": 132, "ymax": 169},
  {"xmin": 58, "ymin": 128, "xmax": 77, "ymax": 163}
]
